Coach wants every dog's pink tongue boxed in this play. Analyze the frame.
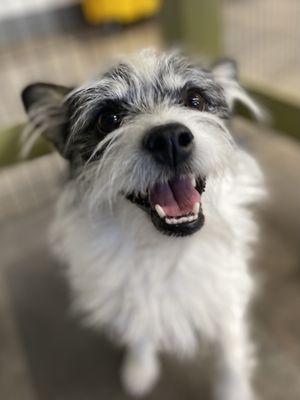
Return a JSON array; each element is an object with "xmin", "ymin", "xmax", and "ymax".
[{"xmin": 149, "ymin": 177, "xmax": 200, "ymax": 217}]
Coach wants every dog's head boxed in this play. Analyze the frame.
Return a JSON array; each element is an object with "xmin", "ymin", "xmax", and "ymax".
[{"xmin": 22, "ymin": 50, "xmax": 260, "ymax": 237}]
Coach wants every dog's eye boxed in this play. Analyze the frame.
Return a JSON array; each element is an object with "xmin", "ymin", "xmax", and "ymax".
[
  {"xmin": 184, "ymin": 88, "xmax": 205, "ymax": 111},
  {"xmin": 97, "ymin": 110, "xmax": 122, "ymax": 134}
]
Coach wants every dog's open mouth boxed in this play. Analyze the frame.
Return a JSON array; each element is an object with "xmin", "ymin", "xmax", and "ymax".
[{"xmin": 127, "ymin": 176, "xmax": 206, "ymax": 236}]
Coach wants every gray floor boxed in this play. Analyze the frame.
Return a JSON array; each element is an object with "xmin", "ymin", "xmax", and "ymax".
[{"xmin": 1, "ymin": 118, "xmax": 300, "ymax": 400}]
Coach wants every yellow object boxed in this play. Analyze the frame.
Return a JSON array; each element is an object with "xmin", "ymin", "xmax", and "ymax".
[{"xmin": 82, "ymin": 0, "xmax": 161, "ymax": 24}]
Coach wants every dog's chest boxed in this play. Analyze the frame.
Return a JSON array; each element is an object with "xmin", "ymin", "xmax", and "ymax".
[
  {"xmin": 68, "ymin": 225, "xmax": 236, "ymax": 355},
  {"xmin": 55, "ymin": 197, "xmax": 254, "ymax": 354}
]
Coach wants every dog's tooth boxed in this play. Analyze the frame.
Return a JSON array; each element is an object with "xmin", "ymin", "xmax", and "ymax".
[
  {"xmin": 174, "ymin": 217, "xmax": 185, "ymax": 224},
  {"xmin": 191, "ymin": 176, "xmax": 196, "ymax": 187},
  {"xmin": 155, "ymin": 204, "xmax": 166, "ymax": 219},
  {"xmin": 166, "ymin": 215, "xmax": 196, "ymax": 225},
  {"xmin": 170, "ymin": 218, "xmax": 177, "ymax": 224},
  {"xmin": 193, "ymin": 202, "xmax": 200, "ymax": 215}
]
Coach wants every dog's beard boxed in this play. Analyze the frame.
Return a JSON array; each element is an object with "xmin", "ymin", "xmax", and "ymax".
[{"xmin": 78, "ymin": 111, "xmax": 233, "ymax": 237}]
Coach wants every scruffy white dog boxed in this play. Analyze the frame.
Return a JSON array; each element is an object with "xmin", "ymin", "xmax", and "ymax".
[{"xmin": 22, "ymin": 50, "xmax": 264, "ymax": 400}]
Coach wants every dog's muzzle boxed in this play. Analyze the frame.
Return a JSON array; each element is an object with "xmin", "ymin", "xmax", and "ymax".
[{"xmin": 127, "ymin": 123, "xmax": 206, "ymax": 237}]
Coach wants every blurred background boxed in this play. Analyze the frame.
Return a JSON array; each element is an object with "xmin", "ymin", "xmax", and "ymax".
[{"xmin": 0, "ymin": 1, "xmax": 300, "ymax": 399}]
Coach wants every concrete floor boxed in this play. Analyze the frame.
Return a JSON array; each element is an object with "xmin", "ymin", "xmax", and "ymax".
[{"xmin": 0, "ymin": 118, "xmax": 300, "ymax": 400}]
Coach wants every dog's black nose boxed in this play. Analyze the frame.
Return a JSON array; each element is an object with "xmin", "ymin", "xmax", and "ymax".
[{"xmin": 143, "ymin": 123, "xmax": 194, "ymax": 168}]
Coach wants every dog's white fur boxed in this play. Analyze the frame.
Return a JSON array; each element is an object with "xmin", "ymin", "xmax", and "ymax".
[{"xmin": 26, "ymin": 50, "xmax": 265, "ymax": 399}]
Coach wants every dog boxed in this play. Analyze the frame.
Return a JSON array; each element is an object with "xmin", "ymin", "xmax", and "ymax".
[{"xmin": 22, "ymin": 49, "xmax": 265, "ymax": 400}]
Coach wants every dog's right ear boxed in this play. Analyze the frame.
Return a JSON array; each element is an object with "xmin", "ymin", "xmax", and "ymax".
[
  {"xmin": 21, "ymin": 82, "xmax": 73, "ymax": 157},
  {"xmin": 211, "ymin": 59, "xmax": 265, "ymax": 120}
]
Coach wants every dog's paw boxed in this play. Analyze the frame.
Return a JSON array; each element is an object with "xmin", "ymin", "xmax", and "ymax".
[{"xmin": 121, "ymin": 351, "xmax": 160, "ymax": 397}]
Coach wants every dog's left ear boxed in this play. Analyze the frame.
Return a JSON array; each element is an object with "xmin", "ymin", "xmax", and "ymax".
[
  {"xmin": 211, "ymin": 59, "xmax": 264, "ymax": 119},
  {"xmin": 21, "ymin": 82, "xmax": 73, "ymax": 157}
]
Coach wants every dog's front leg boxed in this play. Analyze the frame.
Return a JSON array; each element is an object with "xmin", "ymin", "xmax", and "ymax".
[
  {"xmin": 214, "ymin": 316, "xmax": 256, "ymax": 400},
  {"xmin": 121, "ymin": 341, "xmax": 160, "ymax": 397}
]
